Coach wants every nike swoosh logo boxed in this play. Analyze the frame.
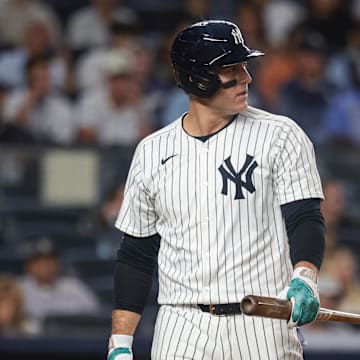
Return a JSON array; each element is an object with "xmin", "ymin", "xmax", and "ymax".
[{"xmin": 161, "ymin": 154, "xmax": 178, "ymax": 165}]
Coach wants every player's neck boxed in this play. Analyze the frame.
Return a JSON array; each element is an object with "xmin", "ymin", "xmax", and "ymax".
[{"xmin": 184, "ymin": 102, "xmax": 233, "ymax": 137}]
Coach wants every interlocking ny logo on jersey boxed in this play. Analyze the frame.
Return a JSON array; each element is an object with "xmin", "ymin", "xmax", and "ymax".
[{"xmin": 218, "ymin": 154, "xmax": 258, "ymax": 199}]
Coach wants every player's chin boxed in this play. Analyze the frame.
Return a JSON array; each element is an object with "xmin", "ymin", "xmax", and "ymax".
[{"xmin": 235, "ymin": 99, "xmax": 249, "ymax": 112}]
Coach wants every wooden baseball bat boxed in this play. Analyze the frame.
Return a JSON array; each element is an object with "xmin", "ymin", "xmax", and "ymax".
[{"xmin": 241, "ymin": 295, "xmax": 360, "ymax": 324}]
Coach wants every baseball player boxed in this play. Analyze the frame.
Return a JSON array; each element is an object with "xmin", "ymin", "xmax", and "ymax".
[{"xmin": 107, "ymin": 20, "xmax": 325, "ymax": 360}]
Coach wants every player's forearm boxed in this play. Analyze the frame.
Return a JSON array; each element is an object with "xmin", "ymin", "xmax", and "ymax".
[
  {"xmin": 112, "ymin": 309, "xmax": 141, "ymax": 335},
  {"xmin": 108, "ymin": 311, "xmax": 140, "ymax": 359}
]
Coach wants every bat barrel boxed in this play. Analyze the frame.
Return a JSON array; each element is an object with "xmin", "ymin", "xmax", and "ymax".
[
  {"xmin": 241, "ymin": 296, "xmax": 259, "ymax": 315},
  {"xmin": 241, "ymin": 295, "xmax": 291, "ymax": 320}
]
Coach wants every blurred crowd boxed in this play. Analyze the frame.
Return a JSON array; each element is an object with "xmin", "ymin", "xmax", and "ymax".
[
  {"xmin": 0, "ymin": 239, "xmax": 101, "ymax": 337},
  {"xmin": 0, "ymin": 0, "xmax": 360, "ymax": 343},
  {"xmin": 0, "ymin": 0, "xmax": 359, "ymax": 149}
]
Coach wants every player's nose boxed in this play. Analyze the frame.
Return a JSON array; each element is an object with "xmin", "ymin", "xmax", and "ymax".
[{"xmin": 240, "ymin": 66, "xmax": 252, "ymax": 84}]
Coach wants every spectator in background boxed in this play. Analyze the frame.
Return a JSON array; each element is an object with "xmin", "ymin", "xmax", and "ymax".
[
  {"xmin": 0, "ymin": 274, "xmax": 36, "ymax": 336},
  {"xmin": 157, "ymin": 16, "xmax": 195, "ymax": 127},
  {"xmin": 317, "ymin": 275, "xmax": 343, "ymax": 312},
  {"xmin": 319, "ymin": 179, "xmax": 359, "ymax": 290},
  {"xmin": 1, "ymin": 55, "xmax": 74, "ymax": 145},
  {"xmin": 326, "ymin": 21, "xmax": 360, "ymax": 92},
  {"xmin": 253, "ymin": 26, "xmax": 300, "ymax": 111},
  {"xmin": 0, "ymin": 84, "xmax": 12, "ymax": 141},
  {"xmin": 75, "ymin": 17, "xmax": 141, "ymax": 92},
  {"xmin": 76, "ymin": 49, "xmax": 154, "ymax": 145},
  {"xmin": 0, "ymin": 0, "xmax": 61, "ymax": 48},
  {"xmin": 0, "ymin": 19, "xmax": 72, "ymax": 93},
  {"xmin": 0, "ymin": 81, "xmax": 34, "ymax": 143},
  {"xmin": 183, "ymin": 0, "xmax": 209, "ymax": 19},
  {"xmin": 329, "ymin": 247, "xmax": 360, "ymax": 314},
  {"xmin": 66, "ymin": 0, "xmax": 138, "ymax": 50},
  {"xmin": 300, "ymin": 0, "xmax": 353, "ymax": 53},
  {"xmin": 20, "ymin": 244, "xmax": 100, "ymax": 327},
  {"xmin": 261, "ymin": 0, "xmax": 306, "ymax": 49},
  {"xmin": 234, "ymin": 1, "xmax": 267, "ymax": 100},
  {"xmin": 97, "ymin": 182, "xmax": 125, "ymax": 231},
  {"xmin": 235, "ymin": 1, "xmax": 267, "ymax": 51},
  {"xmin": 95, "ymin": 181, "xmax": 126, "ymax": 257},
  {"xmin": 276, "ymin": 31, "xmax": 330, "ymax": 146},
  {"xmin": 353, "ymin": 0, "xmax": 360, "ymax": 20},
  {"xmin": 320, "ymin": 179, "xmax": 346, "ymax": 263},
  {"xmin": 324, "ymin": 59, "xmax": 360, "ymax": 148},
  {"xmin": 74, "ymin": 14, "xmax": 161, "ymax": 109},
  {"xmin": 0, "ymin": 85, "xmax": 8, "ymax": 113},
  {"xmin": 234, "ymin": 1, "xmax": 282, "ymax": 110}
]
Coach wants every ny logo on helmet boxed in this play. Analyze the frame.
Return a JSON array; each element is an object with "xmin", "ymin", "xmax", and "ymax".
[
  {"xmin": 231, "ymin": 28, "xmax": 244, "ymax": 45},
  {"xmin": 218, "ymin": 154, "xmax": 258, "ymax": 200}
]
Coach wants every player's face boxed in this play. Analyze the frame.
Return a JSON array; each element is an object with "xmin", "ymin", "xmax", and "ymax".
[{"xmin": 210, "ymin": 62, "xmax": 252, "ymax": 114}]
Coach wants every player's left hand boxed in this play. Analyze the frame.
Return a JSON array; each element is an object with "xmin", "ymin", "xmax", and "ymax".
[
  {"xmin": 285, "ymin": 267, "xmax": 320, "ymax": 328},
  {"xmin": 107, "ymin": 347, "xmax": 132, "ymax": 360}
]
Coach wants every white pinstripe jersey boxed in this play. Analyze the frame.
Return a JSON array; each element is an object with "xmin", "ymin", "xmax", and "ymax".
[{"xmin": 115, "ymin": 106, "xmax": 323, "ymax": 305}]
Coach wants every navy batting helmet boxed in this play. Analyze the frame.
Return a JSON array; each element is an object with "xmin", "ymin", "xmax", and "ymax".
[{"xmin": 171, "ymin": 20, "xmax": 264, "ymax": 98}]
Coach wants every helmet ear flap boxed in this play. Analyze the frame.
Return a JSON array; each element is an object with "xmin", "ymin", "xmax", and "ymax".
[
  {"xmin": 174, "ymin": 66, "xmax": 222, "ymax": 98},
  {"xmin": 188, "ymin": 74, "xmax": 211, "ymax": 91}
]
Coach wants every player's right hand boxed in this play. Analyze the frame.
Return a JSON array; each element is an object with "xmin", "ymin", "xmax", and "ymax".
[{"xmin": 107, "ymin": 334, "xmax": 133, "ymax": 360}]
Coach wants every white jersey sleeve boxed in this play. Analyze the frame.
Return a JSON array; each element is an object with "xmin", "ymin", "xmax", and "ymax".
[
  {"xmin": 115, "ymin": 144, "xmax": 158, "ymax": 237},
  {"xmin": 273, "ymin": 118, "xmax": 324, "ymax": 205}
]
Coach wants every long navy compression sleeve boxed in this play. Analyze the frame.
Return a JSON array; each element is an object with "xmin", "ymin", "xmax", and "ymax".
[{"xmin": 114, "ymin": 232, "xmax": 160, "ymax": 314}]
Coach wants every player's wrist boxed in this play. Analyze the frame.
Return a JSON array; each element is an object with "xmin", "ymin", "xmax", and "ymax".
[
  {"xmin": 293, "ymin": 266, "xmax": 318, "ymax": 283},
  {"xmin": 109, "ymin": 334, "xmax": 133, "ymax": 348},
  {"xmin": 108, "ymin": 334, "xmax": 133, "ymax": 359},
  {"xmin": 292, "ymin": 266, "xmax": 318, "ymax": 293}
]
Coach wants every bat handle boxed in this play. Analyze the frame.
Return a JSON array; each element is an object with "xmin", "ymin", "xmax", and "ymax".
[{"xmin": 241, "ymin": 295, "xmax": 360, "ymax": 324}]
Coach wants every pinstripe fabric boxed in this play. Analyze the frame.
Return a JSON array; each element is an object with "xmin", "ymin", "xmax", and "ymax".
[
  {"xmin": 115, "ymin": 106, "xmax": 323, "ymax": 359},
  {"xmin": 151, "ymin": 305, "xmax": 303, "ymax": 359}
]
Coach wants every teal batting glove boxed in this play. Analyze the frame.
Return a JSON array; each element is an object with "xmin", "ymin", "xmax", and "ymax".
[
  {"xmin": 107, "ymin": 334, "xmax": 133, "ymax": 360},
  {"xmin": 286, "ymin": 267, "xmax": 320, "ymax": 328}
]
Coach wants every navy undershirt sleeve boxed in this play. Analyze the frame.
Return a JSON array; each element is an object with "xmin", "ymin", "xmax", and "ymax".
[
  {"xmin": 114, "ymin": 232, "xmax": 160, "ymax": 314},
  {"xmin": 281, "ymin": 198, "xmax": 325, "ymax": 270}
]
